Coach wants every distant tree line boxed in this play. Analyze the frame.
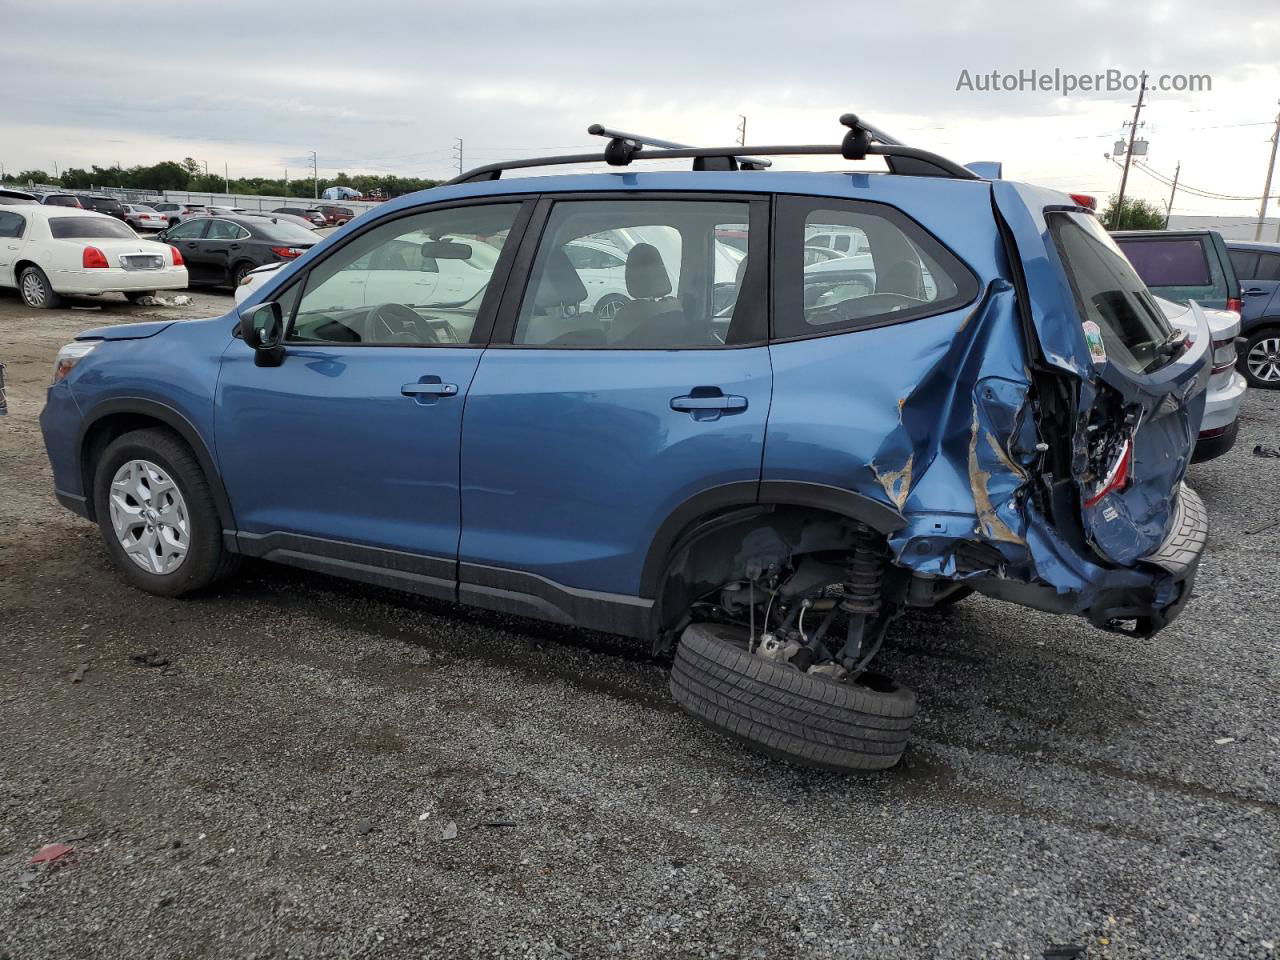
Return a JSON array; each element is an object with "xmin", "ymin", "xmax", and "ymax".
[{"xmin": 4, "ymin": 158, "xmax": 441, "ymax": 199}]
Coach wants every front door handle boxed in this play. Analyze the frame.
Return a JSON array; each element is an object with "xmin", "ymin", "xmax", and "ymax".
[
  {"xmin": 1245, "ymin": 287, "xmax": 1269, "ymax": 296},
  {"xmin": 671, "ymin": 388, "xmax": 748, "ymax": 422},
  {"xmin": 402, "ymin": 376, "xmax": 459, "ymax": 404}
]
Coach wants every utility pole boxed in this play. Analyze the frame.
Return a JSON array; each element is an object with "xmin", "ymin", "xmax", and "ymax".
[
  {"xmin": 1254, "ymin": 101, "xmax": 1280, "ymax": 241},
  {"xmin": 1163, "ymin": 161, "xmax": 1180, "ymax": 229},
  {"xmin": 309, "ymin": 151, "xmax": 318, "ymax": 199},
  {"xmin": 453, "ymin": 139, "xmax": 463, "ymax": 176},
  {"xmin": 203, "ymin": 160, "xmax": 208, "ymax": 176},
  {"xmin": 284, "ymin": 168, "xmax": 289, "ymax": 196},
  {"xmin": 224, "ymin": 162, "xmax": 230, "ymax": 194},
  {"xmin": 736, "ymin": 115, "xmax": 747, "ymax": 147},
  {"xmin": 53, "ymin": 161, "xmax": 59, "ymax": 178},
  {"xmin": 1114, "ymin": 79, "xmax": 1148, "ymax": 230}
]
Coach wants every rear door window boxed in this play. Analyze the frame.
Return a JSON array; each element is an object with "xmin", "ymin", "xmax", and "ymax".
[
  {"xmin": 509, "ymin": 198, "xmax": 763, "ymax": 348},
  {"xmin": 1229, "ymin": 250, "xmax": 1259, "ymax": 281},
  {"xmin": 0, "ymin": 211, "xmax": 25, "ymax": 238},
  {"xmin": 1117, "ymin": 238, "xmax": 1210, "ymax": 287},
  {"xmin": 1050, "ymin": 213, "xmax": 1174, "ymax": 375},
  {"xmin": 1258, "ymin": 253, "xmax": 1280, "ymax": 282},
  {"xmin": 775, "ymin": 196, "xmax": 977, "ymax": 339}
]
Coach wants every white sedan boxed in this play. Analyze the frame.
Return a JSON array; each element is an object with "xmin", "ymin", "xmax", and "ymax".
[{"xmin": 0, "ymin": 205, "xmax": 188, "ymax": 308}]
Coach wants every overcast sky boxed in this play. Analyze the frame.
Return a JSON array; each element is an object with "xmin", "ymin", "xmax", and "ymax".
[{"xmin": 2, "ymin": 0, "xmax": 1277, "ymax": 220}]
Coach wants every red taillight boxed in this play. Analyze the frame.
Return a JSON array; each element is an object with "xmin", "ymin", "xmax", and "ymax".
[
  {"xmin": 1083, "ymin": 436, "xmax": 1133, "ymax": 508},
  {"xmin": 1226, "ymin": 297, "xmax": 1243, "ymax": 314},
  {"xmin": 271, "ymin": 246, "xmax": 305, "ymax": 259},
  {"xmin": 169, "ymin": 245, "xmax": 184, "ymax": 267},
  {"xmin": 82, "ymin": 246, "xmax": 109, "ymax": 269},
  {"xmin": 1069, "ymin": 193, "xmax": 1098, "ymax": 212}
]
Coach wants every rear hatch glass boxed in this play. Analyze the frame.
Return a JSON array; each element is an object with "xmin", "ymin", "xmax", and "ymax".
[{"xmin": 1051, "ymin": 216, "xmax": 1175, "ymax": 375}]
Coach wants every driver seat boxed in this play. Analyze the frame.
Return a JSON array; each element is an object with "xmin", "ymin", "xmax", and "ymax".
[{"xmin": 607, "ymin": 244, "xmax": 682, "ymax": 345}]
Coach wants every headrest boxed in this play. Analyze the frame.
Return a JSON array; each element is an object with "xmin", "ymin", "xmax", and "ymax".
[
  {"xmin": 880, "ymin": 260, "xmax": 923, "ymax": 299},
  {"xmin": 533, "ymin": 249, "xmax": 589, "ymax": 308},
  {"xmin": 625, "ymin": 243, "xmax": 672, "ymax": 299}
]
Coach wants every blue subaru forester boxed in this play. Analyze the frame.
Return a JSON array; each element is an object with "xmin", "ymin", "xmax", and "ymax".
[{"xmin": 39, "ymin": 117, "xmax": 1212, "ymax": 771}]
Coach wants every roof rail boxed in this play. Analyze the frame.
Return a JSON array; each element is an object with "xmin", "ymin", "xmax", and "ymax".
[{"xmin": 444, "ymin": 114, "xmax": 980, "ymax": 185}]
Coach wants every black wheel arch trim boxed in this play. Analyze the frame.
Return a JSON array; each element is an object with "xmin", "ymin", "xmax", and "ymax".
[
  {"xmin": 639, "ymin": 480, "xmax": 906, "ymax": 598},
  {"xmin": 77, "ymin": 396, "xmax": 236, "ymax": 531}
]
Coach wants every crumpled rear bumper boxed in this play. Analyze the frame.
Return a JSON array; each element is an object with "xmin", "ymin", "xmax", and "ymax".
[
  {"xmin": 969, "ymin": 485, "xmax": 1208, "ymax": 637},
  {"xmin": 1089, "ymin": 483, "xmax": 1208, "ymax": 634}
]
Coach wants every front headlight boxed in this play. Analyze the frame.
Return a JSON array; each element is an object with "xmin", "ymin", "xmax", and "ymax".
[{"xmin": 53, "ymin": 341, "xmax": 97, "ymax": 384}]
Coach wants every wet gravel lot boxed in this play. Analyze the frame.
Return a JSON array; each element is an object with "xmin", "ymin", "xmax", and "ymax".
[{"xmin": 1, "ymin": 287, "xmax": 1277, "ymax": 959}]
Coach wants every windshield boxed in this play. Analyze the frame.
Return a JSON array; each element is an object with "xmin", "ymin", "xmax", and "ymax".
[
  {"xmin": 254, "ymin": 219, "xmax": 320, "ymax": 243},
  {"xmin": 49, "ymin": 217, "xmax": 137, "ymax": 240},
  {"xmin": 45, "ymin": 195, "xmax": 81, "ymax": 207}
]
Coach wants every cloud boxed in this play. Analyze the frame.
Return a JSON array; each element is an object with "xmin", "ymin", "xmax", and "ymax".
[{"xmin": 1, "ymin": 0, "xmax": 1277, "ymax": 214}]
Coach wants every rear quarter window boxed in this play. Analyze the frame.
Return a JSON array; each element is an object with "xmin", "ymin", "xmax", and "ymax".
[{"xmin": 774, "ymin": 196, "xmax": 978, "ymax": 340}]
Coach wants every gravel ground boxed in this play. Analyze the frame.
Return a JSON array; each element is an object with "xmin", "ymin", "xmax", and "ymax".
[{"xmin": 1, "ymin": 286, "xmax": 1277, "ymax": 960}]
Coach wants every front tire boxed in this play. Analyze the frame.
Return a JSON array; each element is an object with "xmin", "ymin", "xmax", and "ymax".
[
  {"xmin": 18, "ymin": 266, "xmax": 63, "ymax": 309},
  {"xmin": 671, "ymin": 622, "xmax": 917, "ymax": 772},
  {"xmin": 92, "ymin": 428, "xmax": 239, "ymax": 597},
  {"xmin": 1240, "ymin": 327, "xmax": 1280, "ymax": 389}
]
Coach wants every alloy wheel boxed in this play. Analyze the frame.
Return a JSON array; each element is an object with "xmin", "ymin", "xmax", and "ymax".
[
  {"xmin": 20, "ymin": 271, "xmax": 46, "ymax": 307},
  {"xmin": 1247, "ymin": 337, "xmax": 1280, "ymax": 384},
  {"xmin": 108, "ymin": 459, "xmax": 190, "ymax": 575}
]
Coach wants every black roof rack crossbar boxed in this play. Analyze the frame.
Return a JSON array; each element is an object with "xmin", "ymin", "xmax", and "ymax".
[
  {"xmin": 444, "ymin": 114, "xmax": 979, "ymax": 185},
  {"xmin": 586, "ymin": 123, "xmax": 773, "ymax": 171}
]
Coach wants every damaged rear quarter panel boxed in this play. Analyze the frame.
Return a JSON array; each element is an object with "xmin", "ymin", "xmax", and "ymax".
[{"xmin": 763, "ymin": 178, "xmax": 1202, "ymax": 613}]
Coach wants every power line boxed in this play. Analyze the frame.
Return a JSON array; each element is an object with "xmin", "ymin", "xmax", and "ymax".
[{"xmin": 1109, "ymin": 157, "xmax": 1280, "ymax": 202}]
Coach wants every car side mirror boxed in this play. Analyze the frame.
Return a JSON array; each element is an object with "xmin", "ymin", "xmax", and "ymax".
[
  {"xmin": 156, "ymin": 230, "xmax": 168, "ymax": 241},
  {"xmin": 239, "ymin": 302, "xmax": 286, "ymax": 367}
]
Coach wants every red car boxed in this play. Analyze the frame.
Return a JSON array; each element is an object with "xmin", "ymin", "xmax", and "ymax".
[{"xmin": 316, "ymin": 204, "xmax": 354, "ymax": 226}]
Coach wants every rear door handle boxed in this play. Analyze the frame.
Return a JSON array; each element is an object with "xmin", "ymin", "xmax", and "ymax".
[{"xmin": 671, "ymin": 389, "xmax": 748, "ymax": 422}]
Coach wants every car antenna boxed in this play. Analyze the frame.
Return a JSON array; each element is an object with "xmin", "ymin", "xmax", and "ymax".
[{"xmin": 586, "ymin": 124, "xmax": 772, "ymax": 171}]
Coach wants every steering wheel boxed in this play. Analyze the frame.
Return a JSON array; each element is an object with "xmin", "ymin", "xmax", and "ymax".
[
  {"xmin": 808, "ymin": 292, "xmax": 926, "ymax": 327},
  {"xmin": 364, "ymin": 302, "xmax": 438, "ymax": 344}
]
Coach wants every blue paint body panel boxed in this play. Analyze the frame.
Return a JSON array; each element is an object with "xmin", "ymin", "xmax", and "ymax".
[
  {"xmin": 459, "ymin": 347, "xmax": 771, "ymax": 594},
  {"xmin": 215, "ymin": 337, "xmax": 482, "ymax": 560}
]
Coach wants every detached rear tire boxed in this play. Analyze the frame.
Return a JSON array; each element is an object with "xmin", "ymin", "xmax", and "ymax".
[{"xmin": 671, "ymin": 622, "xmax": 916, "ymax": 772}]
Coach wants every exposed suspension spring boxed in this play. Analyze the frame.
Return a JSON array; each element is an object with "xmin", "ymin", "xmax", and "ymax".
[{"xmin": 839, "ymin": 525, "xmax": 886, "ymax": 617}]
